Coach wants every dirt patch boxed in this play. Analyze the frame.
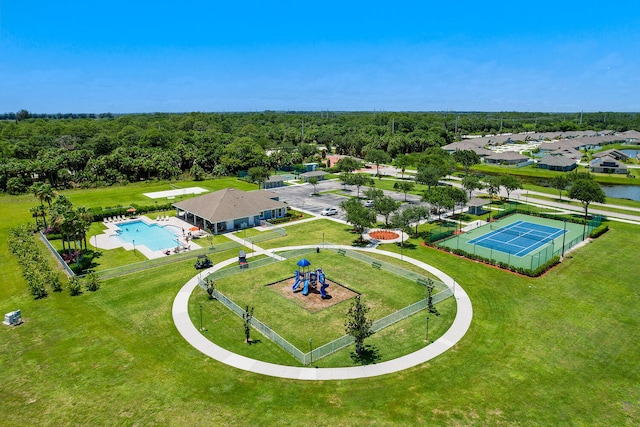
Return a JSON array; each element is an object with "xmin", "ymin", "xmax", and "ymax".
[
  {"xmin": 369, "ymin": 230, "xmax": 399, "ymax": 240},
  {"xmin": 268, "ymin": 277, "xmax": 358, "ymax": 313}
]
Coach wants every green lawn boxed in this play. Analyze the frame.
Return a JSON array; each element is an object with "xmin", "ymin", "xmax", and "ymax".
[
  {"xmin": 212, "ymin": 251, "xmax": 430, "ymax": 349},
  {"xmin": 1, "ymin": 182, "xmax": 639, "ymax": 425}
]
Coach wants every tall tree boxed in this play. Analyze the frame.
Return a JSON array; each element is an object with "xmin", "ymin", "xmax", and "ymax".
[
  {"xmin": 500, "ymin": 175, "xmax": 523, "ymax": 202},
  {"xmin": 248, "ymin": 166, "xmax": 270, "ymax": 190},
  {"xmin": 373, "ymin": 196, "xmax": 400, "ymax": 226},
  {"xmin": 393, "ymin": 181, "xmax": 415, "ymax": 201},
  {"xmin": 453, "ymin": 150, "xmax": 480, "ymax": 175},
  {"xmin": 340, "ymin": 197, "xmax": 376, "ymax": 240},
  {"xmin": 568, "ymin": 178, "xmax": 606, "ymax": 223},
  {"xmin": 365, "ymin": 148, "xmax": 390, "ymax": 177},
  {"xmin": 350, "ymin": 173, "xmax": 374, "ymax": 198},
  {"xmin": 462, "ymin": 174, "xmax": 483, "ymax": 199},
  {"xmin": 392, "ymin": 154, "xmax": 411, "ymax": 179},
  {"xmin": 344, "ymin": 296, "xmax": 374, "ymax": 356}
]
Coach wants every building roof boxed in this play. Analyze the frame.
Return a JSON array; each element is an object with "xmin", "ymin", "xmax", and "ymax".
[
  {"xmin": 592, "ymin": 149, "xmax": 629, "ymax": 161},
  {"xmin": 265, "ymin": 175, "xmax": 284, "ymax": 182},
  {"xmin": 537, "ymin": 156, "xmax": 577, "ymax": 167},
  {"xmin": 485, "ymin": 151, "xmax": 529, "ymax": 162},
  {"xmin": 172, "ymin": 188, "xmax": 286, "ymax": 224},
  {"xmin": 589, "ymin": 156, "xmax": 627, "ymax": 171},
  {"xmin": 300, "ymin": 170, "xmax": 328, "ymax": 178},
  {"xmin": 549, "ymin": 147, "xmax": 583, "ymax": 159},
  {"xmin": 466, "ymin": 197, "xmax": 489, "ymax": 207}
]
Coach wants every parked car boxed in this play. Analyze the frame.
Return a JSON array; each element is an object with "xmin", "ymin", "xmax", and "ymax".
[
  {"xmin": 320, "ymin": 207, "xmax": 339, "ymax": 216},
  {"xmin": 363, "ymin": 200, "xmax": 374, "ymax": 207}
]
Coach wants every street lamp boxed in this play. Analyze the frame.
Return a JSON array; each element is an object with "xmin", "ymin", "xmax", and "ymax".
[
  {"xmin": 425, "ymin": 316, "xmax": 430, "ymax": 343},
  {"xmin": 200, "ymin": 305, "xmax": 203, "ymax": 331},
  {"xmin": 309, "ymin": 338, "xmax": 313, "ymax": 364},
  {"xmin": 133, "ymin": 239, "xmax": 136, "ymax": 254}
]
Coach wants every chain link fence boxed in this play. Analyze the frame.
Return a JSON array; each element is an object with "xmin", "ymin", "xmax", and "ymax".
[{"xmin": 198, "ymin": 246, "xmax": 454, "ymax": 365}]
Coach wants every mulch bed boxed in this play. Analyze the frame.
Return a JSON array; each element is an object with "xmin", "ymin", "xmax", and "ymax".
[
  {"xmin": 369, "ymin": 230, "xmax": 400, "ymax": 240},
  {"xmin": 268, "ymin": 277, "xmax": 358, "ymax": 313}
]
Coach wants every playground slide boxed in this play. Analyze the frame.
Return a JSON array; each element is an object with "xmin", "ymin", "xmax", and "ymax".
[
  {"xmin": 292, "ymin": 278, "xmax": 302, "ymax": 291},
  {"xmin": 318, "ymin": 272, "xmax": 329, "ymax": 298},
  {"xmin": 302, "ymin": 280, "xmax": 310, "ymax": 296}
]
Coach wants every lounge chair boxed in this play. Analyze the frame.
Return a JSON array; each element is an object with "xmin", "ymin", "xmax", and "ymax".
[{"xmin": 156, "ymin": 216, "xmax": 160, "ymax": 221}]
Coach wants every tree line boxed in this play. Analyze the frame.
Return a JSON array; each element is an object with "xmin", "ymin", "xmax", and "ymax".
[{"xmin": 2, "ymin": 111, "xmax": 639, "ymax": 194}]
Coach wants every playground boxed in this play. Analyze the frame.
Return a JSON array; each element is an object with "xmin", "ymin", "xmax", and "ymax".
[{"xmin": 201, "ymin": 249, "xmax": 453, "ymax": 360}]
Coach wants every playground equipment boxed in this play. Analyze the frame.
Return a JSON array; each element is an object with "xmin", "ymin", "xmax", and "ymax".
[{"xmin": 291, "ymin": 258, "xmax": 330, "ymax": 299}]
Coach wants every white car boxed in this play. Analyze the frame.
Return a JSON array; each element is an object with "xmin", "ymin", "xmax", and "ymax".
[
  {"xmin": 320, "ymin": 207, "xmax": 339, "ymax": 216},
  {"xmin": 363, "ymin": 200, "xmax": 374, "ymax": 207}
]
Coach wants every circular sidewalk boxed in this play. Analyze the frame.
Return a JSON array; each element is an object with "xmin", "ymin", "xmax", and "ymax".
[{"xmin": 172, "ymin": 245, "xmax": 472, "ymax": 380}]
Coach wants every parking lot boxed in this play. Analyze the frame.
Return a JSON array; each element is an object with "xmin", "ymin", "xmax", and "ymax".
[{"xmin": 270, "ymin": 179, "xmax": 427, "ymax": 223}]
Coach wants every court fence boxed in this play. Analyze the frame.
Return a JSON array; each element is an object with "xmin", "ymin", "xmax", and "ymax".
[
  {"xmin": 433, "ymin": 213, "xmax": 603, "ymax": 276},
  {"xmin": 197, "ymin": 245, "xmax": 454, "ymax": 365}
]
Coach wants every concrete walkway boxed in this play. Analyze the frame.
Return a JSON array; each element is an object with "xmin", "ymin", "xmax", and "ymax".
[{"xmin": 172, "ymin": 244, "xmax": 472, "ymax": 380}]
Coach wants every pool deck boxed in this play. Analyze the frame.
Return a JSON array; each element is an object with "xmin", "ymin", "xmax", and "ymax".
[{"xmin": 92, "ymin": 215, "xmax": 203, "ymax": 259}]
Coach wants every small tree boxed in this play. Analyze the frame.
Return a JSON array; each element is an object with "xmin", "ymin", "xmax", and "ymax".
[
  {"xmin": 84, "ymin": 272, "xmax": 101, "ymax": 292},
  {"xmin": 550, "ymin": 175, "xmax": 569, "ymax": 201},
  {"xmin": 242, "ymin": 305, "xmax": 254, "ymax": 343},
  {"xmin": 68, "ymin": 276, "xmax": 83, "ymax": 296},
  {"xmin": 426, "ymin": 279, "xmax": 439, "ymax": 315},
  {"xmin": 345, "ymin": 296, "xmax": 374, "ymax": 355},
  {"xmin": 248, "ymin": 166, "xmax": 270, "ymax": 190},
  {"xmin": 308, "ymin": 176, "xmax": 319, "ymax": 195},
  {"xmin": 47, "ymin": 270, "xmax": 63, "ymax": 292}
]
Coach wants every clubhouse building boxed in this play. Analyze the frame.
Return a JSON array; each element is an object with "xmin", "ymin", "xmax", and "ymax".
[{"xmin": 172, "ymin": 188, "xmax": 287, "ymax": 234}]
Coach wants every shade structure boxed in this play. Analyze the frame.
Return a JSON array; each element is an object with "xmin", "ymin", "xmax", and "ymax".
[
  {"xmin": 189, "ymin": 226, "xmax": 199, "ymax": 231},
  {"xmin": 126, "ymin": 207, "xmax": 136, "ymax": 213},
  {"xmin": 296, "ymin": 258, "xmax": 311, "ymax": 267}
]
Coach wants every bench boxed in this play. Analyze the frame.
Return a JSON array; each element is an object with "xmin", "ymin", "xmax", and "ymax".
[
  {"xmin": 371, "ymin": 261, "xmax": 382, "ymax": 269},
  {"xmin": 337, "ymin": 249, "xmax": 346, "ymax": 256}
]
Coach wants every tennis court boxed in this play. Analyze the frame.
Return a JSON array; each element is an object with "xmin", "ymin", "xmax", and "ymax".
[
  {"xmin": 436, "ymin": 213, "xmax": 590, "ymax": 271},
  {"xmin": 468, "ymin": 220, "xmax": 566, "ymax": 257}
]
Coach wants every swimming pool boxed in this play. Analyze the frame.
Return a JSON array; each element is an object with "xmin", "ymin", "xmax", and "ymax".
[{"xmin": 114, "ymin": 220, "xmax": 181, "ymax": 252}]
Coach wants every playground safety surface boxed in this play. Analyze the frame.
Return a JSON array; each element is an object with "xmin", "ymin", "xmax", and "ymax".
[{"xmin": 268, "ymin": 277, "xmax": 357, "ymax": 313}]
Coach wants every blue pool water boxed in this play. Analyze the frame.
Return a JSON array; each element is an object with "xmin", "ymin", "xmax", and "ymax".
[{"xmin": 114, "ymin": 220, "xmax": 181, "ymax": 251}]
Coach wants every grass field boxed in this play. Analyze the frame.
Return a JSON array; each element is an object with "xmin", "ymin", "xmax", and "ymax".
[{"xmin": 1, "ymin": 179, "xmax": 639, "ymax": 425}]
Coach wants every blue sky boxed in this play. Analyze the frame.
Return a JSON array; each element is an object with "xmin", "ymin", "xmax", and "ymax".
[{"xmin": 1, "ymin": 1, "xmax": 640, "ymax": 113}]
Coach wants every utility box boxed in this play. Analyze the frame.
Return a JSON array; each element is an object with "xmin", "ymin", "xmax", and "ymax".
[{"xmin": 3, "ymin": 309, "xmax": 22, "ymax": 326}]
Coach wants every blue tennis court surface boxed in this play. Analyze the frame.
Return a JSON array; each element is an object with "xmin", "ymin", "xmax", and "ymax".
[{"xmin": 468, "ymin": 220, "xmax": 566, "ymax": 257}]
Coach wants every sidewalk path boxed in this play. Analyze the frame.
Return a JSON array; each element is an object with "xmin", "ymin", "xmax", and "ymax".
[{"xmin": 172, "ymin": 245, "xmax": 472, "ymax": 380}]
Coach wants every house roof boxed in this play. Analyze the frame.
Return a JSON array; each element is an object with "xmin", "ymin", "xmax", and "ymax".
[
  {"xmin": 172, "ymin": 188, "xmax": 286, "ymax": 224},
  {"xmin": 592, "ymin": 149, "xmax": 629, "ymax": 160},
  {"xmin": 549, "ymin": 147, "xmax": 583, "ymax": 159},
  {"xmin": 537, "ymin": 156, "xmax": 577, "ymax": 167},
  {"xmin": 485, "ymin": 151, "xmax": 529, "ymax": 161},
  {"xmin": 589, "ymin": 155, "xmax": 627, "ymax": 170}
]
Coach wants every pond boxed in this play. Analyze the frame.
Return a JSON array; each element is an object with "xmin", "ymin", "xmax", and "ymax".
[
  {"xmin": 602, "ymin": 184, "xmax": 640, "ymax": 202},
  {"xmin": 620, "ymin": 149, "xmax": 640, "ymax": 158}
]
